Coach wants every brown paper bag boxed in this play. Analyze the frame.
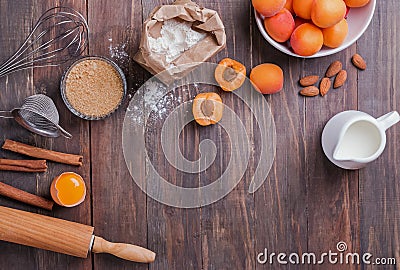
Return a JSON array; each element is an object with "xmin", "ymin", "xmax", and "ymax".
[{"xmin": 133, "ymin": 0, "xmax": 226, "ymax": 85}]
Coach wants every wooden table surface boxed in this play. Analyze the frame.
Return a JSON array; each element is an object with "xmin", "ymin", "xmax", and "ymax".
[{"xmin": 1, "ymin": 0, "xmax": 399, "ymax": 269}]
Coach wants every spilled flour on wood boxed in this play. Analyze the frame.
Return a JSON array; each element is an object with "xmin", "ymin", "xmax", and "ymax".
[{"xmin": 126, "ymin": 80, "xmax": 186, "ymax": 126}]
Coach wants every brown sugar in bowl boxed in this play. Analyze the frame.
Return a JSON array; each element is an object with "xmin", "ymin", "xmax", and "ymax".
[{"xmin": 60, "ymin": 56, "xmax": 127, "ymax": 120}]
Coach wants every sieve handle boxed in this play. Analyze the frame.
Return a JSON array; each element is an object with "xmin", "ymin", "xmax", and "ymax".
[
  {"xmin": 57, "ymin": 125, "xmax": 73, "ymax": 139},
  {"xmin": 0, "ymin": 110, "xmax": 13, "ymax": 118}
]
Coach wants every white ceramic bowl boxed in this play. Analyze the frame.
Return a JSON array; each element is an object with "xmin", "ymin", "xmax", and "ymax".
[{"xmin": 254, "ymin": 0, "xmax": 376, "ymax": 58}]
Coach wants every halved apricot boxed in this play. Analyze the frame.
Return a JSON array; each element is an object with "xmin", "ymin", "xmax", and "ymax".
[
  {"xmin": 193, "ymin": 92, "xmax": 224, "ymax": 126},
  {"xmin": 215, "ymin": 58, "xmax": 246, "ymax": 92}
]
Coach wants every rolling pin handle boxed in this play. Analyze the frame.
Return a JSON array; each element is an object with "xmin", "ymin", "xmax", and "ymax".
[{"xmin": 92, "ymin": 236, "xmax": 155, "ymax": 263}]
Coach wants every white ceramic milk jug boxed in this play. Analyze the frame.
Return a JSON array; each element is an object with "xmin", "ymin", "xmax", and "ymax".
[{"xmin": 321, "ymin": 110, "xmax": 400, "ymax": 170}]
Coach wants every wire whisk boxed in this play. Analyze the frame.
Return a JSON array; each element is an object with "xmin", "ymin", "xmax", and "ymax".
[{"xmin": 0, "ymin": 7, "xmax": 89, "ymax": 78}]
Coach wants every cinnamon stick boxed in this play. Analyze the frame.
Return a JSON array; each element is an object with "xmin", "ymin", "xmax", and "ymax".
[
  {"xmin": 0, "ymin": 158, "xmax": 47, "ymax": 169},
  {"xmin": 0, "ymin": 165, "xmax": 46, "ymax": 173},
  {"xmin": 0, "ymin": 182, "xmax": 54, "ymax": 211},
  {"xmin": 2, "ymin": 139, "xmax": 83, "ymax": 166},
  {"xmin": 0, "ymin": 159, "xmax": 47, "ymax": 172}
]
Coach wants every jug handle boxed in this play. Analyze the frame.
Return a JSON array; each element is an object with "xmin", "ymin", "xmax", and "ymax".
[{"xmin": 377, "ymin": 111, "xmax": 400, "ymax": 131}]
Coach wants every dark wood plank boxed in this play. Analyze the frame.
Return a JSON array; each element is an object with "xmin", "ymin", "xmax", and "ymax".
[
  {"xmin": 251, "ymin": 8, "xmax": 309, "ymax": 270},
  {"xmin": 31, "ymin": 1, "xmax": 91, "ymax": 270},
  {"xmin": 304, "ymin": 51, "xmax": 360, "ymax": 269},
  {"xmin": 199, "ymin": 1, "xmax": 255, "ymax": 269},
  {"xmin": 252, "ymin": 6, "xmax": 359, "ymax": 270},
  {"xmin": 88, "ymin": 0, "xmax": 149, "ymax": 270},
  {"xmin": 0, "ymin": 1, "xmax": 91, "ymax": 270},
  {"xmin": 141, "ymin": 1, "xmax": 202, "ymax": 269},
  {"xmin": 1, "ymin": 0, "xmax": 400, "ymax": 270},
  {"xmin": 358, "ymin": 1, "xmax": 400, "ymax": 269},
  {"xmin": 143, "ymin": 81, "xmax": 203, "ymax": 270},
  {"xmin": 0, "ymin": 3, "xmax": 37, "ymax": 269}
]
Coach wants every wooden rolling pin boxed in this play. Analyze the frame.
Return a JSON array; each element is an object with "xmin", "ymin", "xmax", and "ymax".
[{"xmin": 0, "ymin": 206, "xmax": 155, "ymax": 263}]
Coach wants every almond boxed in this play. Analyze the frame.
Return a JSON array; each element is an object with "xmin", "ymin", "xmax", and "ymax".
[
  {"xmin": 334, "ymin": 70, "xmax": 347, "ymax": 88},
  {"xmin": 319, "ymin": 77, "xmax": 331, "ymax": 96},
  {"xmin": 352, "ymin": 53, "xmax": 367, "ymax": 70},
  {"xmin": 326, "ymin": 61, "xmax": 342, "ymax": 77},
  {"xmin": 299, "ymin": 86, "xmax": 319, "ymax": 97},
  {"xmin": 299, "ymin": 75, "xmax": 319, "ymax": 87}
]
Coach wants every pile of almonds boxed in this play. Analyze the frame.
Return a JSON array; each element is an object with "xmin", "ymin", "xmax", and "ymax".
[{"xmin": 299, "ymin": 53, "xmax": 366, "ymax": 97}]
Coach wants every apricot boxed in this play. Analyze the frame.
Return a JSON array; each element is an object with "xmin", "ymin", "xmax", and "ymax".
[
  {"xmin": 250, "ymin": 63, "xmax": 284, "ymax": 94},
  {"xmin": 252, "ymin": 0, "xmax": 286, "ymax": 17},
  {"xmin": 284, "ymin": 0, "xmax": 294, "ymax": 14},
  {"xmin": 290, "ymin": 23, "xmax": 323, "ymax": 56},
  {"xmin": 344, "ymin": 0, "xmax": 370, "ymax": 7},
  {"xmin": 345, "ymin": 6, "xmax": 350, "ymax": 19},
  {"xmin": 294, "ymin": 17, "xmax": 308, "ymax": 30},
  {"xmin": 311, "ymin": 0, "xmax": 346, "ymax": 28},
  {"xmin": 293, "ymin": 0, "xmax": 314, "ymax": 20},
  {"xmin": 322, "ymin": 19, "xmax": 348, "ymax": 48},
  {"xmin": 264, "ymin": 9, "xmax": 295, "ymax": 43},
  {"xmin": 215, "ymin": 58, "xmax": 246, "ymax": 92},
  {"xmin": 192, "ymin": 92, "xmax": 224, "ymax": 126}
]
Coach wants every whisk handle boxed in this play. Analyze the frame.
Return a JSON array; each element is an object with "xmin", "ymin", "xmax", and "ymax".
[{"xmin": 0, "ymin": 111, "xmax": 14, "ymax": 118}]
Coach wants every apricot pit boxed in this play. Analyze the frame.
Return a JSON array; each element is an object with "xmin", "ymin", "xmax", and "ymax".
[{"xmin": 193, "ymin": 92, "xmax": 224, "ymax": 126}]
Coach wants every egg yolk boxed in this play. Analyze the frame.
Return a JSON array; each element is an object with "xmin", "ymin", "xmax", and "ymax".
[{"xmin": 55, "ymin": 173, "xmax": 86, "ymax": 205}]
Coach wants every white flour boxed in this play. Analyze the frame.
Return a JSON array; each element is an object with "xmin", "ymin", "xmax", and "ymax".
[
  {"xmin": 144, "ymin": 80, "xmax": 167, "ymax": 111},
  {"xmin": 127, "ymin": 80, "xmax": 188, "ymax": 126},
  {"xmin": 109, "ymin": 43, "xmax": 129, "ymax": 68},
  {"xmin": 148, "ymin": 19, "xmax": 207, "ymax": 63}
]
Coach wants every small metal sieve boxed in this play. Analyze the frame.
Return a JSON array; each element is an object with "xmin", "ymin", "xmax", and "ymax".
[{"xmin": 0, "ymin": 94, "xmax": 72, "ymax": 138}]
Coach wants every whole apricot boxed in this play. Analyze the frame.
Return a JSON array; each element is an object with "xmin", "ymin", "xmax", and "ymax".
[
  {"xmin": 322, "ymin": 19, "xmax": 348, "ymax": 48},
  {"xmin": 311, "ymin": 0, "xmax": 346, "ymax": 28},
  {"xmin": 192, "ymin": 93, "xmax": 224, "ymax": 126},
  {"xmin": 344, "ymin": 0, "xmax": 370, "ymax": 7},
  {"xmin": 284, "ymin": 0, "xmax": 294, "ymax": 14},
  {"xmin": 264, "ymin": 8, "xmax": 295, "ymax": 43},
  {"xmin": 290, "ymin": 23, "xmax": 323, "ymax": 56},
  {"xmin": 293, "ymin": 0, "xmax": 314, "ymax": 20},
  {"xmin": 252, "ymin": 0, "xmax": 286, "ymax": 17},
  {"xmin": 250, "ymin": 63, "xmax": 284, "ymax": 94},
  {"xmin": 294, "ymin": 17, "xmax": 308, "ymax": 30},
  {"xmin": 345, "ymin": 6, "xmax": 350, "ymax": 18}
]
